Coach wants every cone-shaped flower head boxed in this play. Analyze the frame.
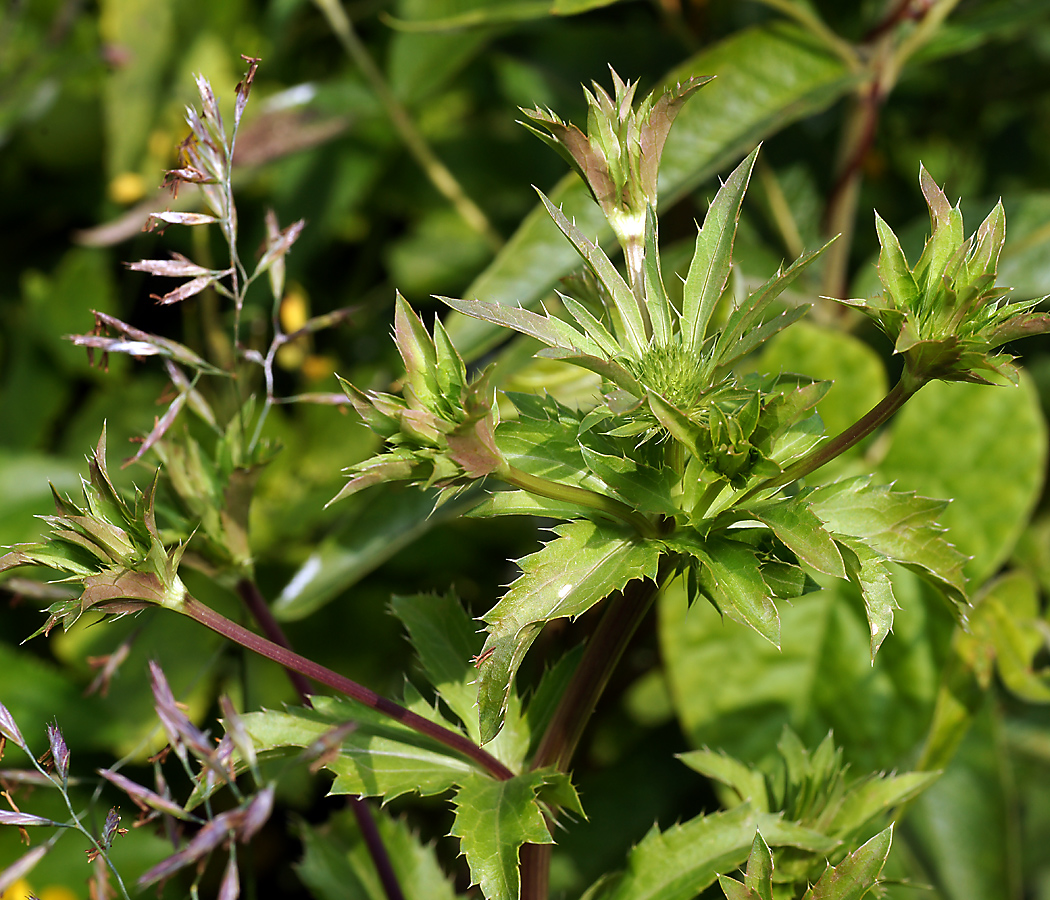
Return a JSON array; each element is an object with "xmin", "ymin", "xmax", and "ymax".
[
  {"xmin": 332, "ymin": 294, "xmax": 504, "ymax": 503},
  {"xmin": 842, "ymin": 165, "xmax": 1050, "ymax": 386},
  {"xmin": 521, "ymin": 70, "xmax": 711, "ymax": 287}
]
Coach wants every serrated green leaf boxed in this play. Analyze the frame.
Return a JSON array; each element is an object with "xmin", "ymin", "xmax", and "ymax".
[
  {"xmin": 450, "ymin": 771, "xmax": 555, "ymax": 900},
  {"xmin": 537, "ymin": 191, "xmax": 647, "ymax": 356},
  {"xmin": 746, "ymin": 494, "xmax": 845, "ymax": 578},
  {"xmin": 579, "ymin": 444, "xmax": 681, "ymax": 517},
  {"xmin": 476, "ymin": 519, "xmax": 661, "ymax": 742},
  {"xmin": 832, "ymin": 772, "xmax": 939, "ymax": 838},
  {"xmin": 447, "ymin": 23, "xmax": 857, "ymax": 361},
  {"xmin": 876, "ymin": 376, "xmax": 1046, "ymax": 584},
  {"xmin": 744, "ymin": 832, "xmax": 773, "ymax": 900},
  {"xmin": 677, "ymin": 749, "xmax": 768, "ymax": 811},
  {"xmin": 583, "ymin": 804, "xmax": 836, "ymax": 900},
  {"xmin": 390, "ymin": 593, "xmax": 484, "ymax": 743},
  {"xmin": 803, "ymin": 826, "xmax": 892, "ymax": 900},
  {"xmin": 835, "ymin": 538, "xmax": 897, "ymax": 661},
  {"xmin": 808, "ymin": 477, "xmax": 967, "ymax": 616},
  {"xmin": 667, "ymin": 531, "xmax": 780, "ymax": 648},
  {"xmin": 682, "ymin": 148, "xmax": 758, "ymax": 352},
  {"xmin": 241, "ymin": 697, "xmax": 474, "ymax": 801}
]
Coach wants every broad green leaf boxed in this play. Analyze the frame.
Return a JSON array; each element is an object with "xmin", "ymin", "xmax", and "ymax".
[
  {"xmin": 876, "ymin": 375, "xmax": 1046, "ymax": 584},
  {"xmin": 296, "ymin": 806, "xmax": 460, "ymax": 900},
  {"xmin": 582, "ymin": 804, "xmax": 835, "ymax": 900},
  {"xmin": 808, "ymin": 477, "xmax": 967, "ymax": 616},
  {"xmin": 666, "ymin": 531, "xmax": 780, "ymax": 648},
  {"xmin": 272, "ymin": 487, "xmax": 475, "ymax": 622},
  {"xmin": 241, "ymin": 696, "xmax": 475, "ymax": 801},
  {"xmin": 746, "ymin": 494, "xmax": 846, "ymax": 579},
  {"xmin": 906, "ymin": 710, "xmax": 1018, "ymax": 900},
  {"xmin": 836, "ymin": 538, "xmax": 897, "ymax": 660},
  {"xmin": 390, "ymin": 593, "xmax": 484, "ymax": 743},
  {"xmin": 803, "ymin": 826, "xmax": 892, "ymax": 900},
  {"xmin": 449, "ymin": 770, "xmax": 561, "ymax": 900},
  {"xmin": 446, "ymin": 23, "xmax": 857, "ymax": 361},
  {"xmin": 579, "ymin": 444, "xmax": 681, "ymax": 518},
  {"xmin": 386, "ymin": 0, "xmax": 623, "ymax": 30},
  {"xmin": 476, "ymin": 519, "xmax": 661, "ymax": 742},
  {"xmin": 681, "ymin": 148, "xmax": 758, "ymax": 351},
  {"xmin": 660, "ymin": 570, "xmax": 946, "ymax": 773}
]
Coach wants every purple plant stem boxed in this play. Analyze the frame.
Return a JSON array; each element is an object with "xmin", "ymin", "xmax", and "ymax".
[
  {"xmin": 183, "ymin": 594, "xmax": 514, "ymax": 783},
  {"xmin": 234, "ymin": 580, "xmax": 405, "ymax": 900}
]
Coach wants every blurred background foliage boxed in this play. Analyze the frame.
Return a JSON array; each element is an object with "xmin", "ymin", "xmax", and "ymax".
[{"xmin": 2, "ymin": 0, "xmax": 1050, "ymax": 898}]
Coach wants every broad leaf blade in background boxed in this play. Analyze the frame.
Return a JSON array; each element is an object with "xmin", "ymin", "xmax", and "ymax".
[{"xmin": 446, "ymin": 23, "xmax": 858, "ymax": 360}]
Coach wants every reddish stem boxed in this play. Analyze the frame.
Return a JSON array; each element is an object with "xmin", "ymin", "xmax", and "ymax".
[
  {"xmin": 183, "ymin": 594, "xmax": 514, "ymax": 781},
  {"xmin": 234, "ymin": 579, "xmax": 405, "ymax": 900}
]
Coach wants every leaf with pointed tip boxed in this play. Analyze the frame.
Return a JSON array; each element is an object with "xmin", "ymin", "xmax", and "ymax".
[
  {"xmin": 535, "ymin": 348, "xmax": 642, "ymax": 395},
  {"xmin": 832, "ymin": 772, "xmax": 939, "ymax": 838},
  {"xmin": 803, "ymin": 826, "xmax": 892, "ymax": 900},
  {"xmin": 808, "ymin": 477, "xmax": 967, "ymax": 617},
  {"xmin": 450, "ymin": 770, "xmax": 567, "ymax": 900},
  {"xmin": 537, "ymin": 191, "xmax": 647, "ymax": 355},
  {"xmin": 744, "ymin": 832, "xmax": 773, "ymax": 900},
  {"xmin": 559, "ymin": 293, "xmax": 622, "ymax": 357},
  {"xmin": 476, "ymin": 519, "xmax": 661, "ymax": 742},
  {"xmin": 579, "ymin": 443, "xmax": 681, "ymax": 517},
  {"xmin": 440, "ymin": 295, "xmax": 599, "ymax": 355},
  {"xmin": 665, "ymin": 531, "xmax": 780, "ymax": 648},
  {"xmin": 446, "ymin": 24, "xmax": 858, "ymax": 361},
  {"xmin": 681, "ymin": 148, "xmax": 759, "ymax": 352},
  {"xmin": 874, "ymin": 211, "xmax": 919, "ymax": 310},
  {"xmin": 718, "ymin": 875, "xmax": 760, "ymax": 900},
  {"xmin": 468, "ymin": 489, "xmax": 595, "ymax": 522},
  {"xmin": 677, "ymin": 749, "xmax": 768, "ymax": 811},
  {"xmin": 241, "ymin": 696, "xmax": 474, "ymax": 801},
  {"xmin": 835, "ymin": 538, "xmax": 896, "ymax": 660},
  {"xmin": 745, "ymin": 494, "xmax": 845, "ymax": 578},
  {"xmin": 581, "ymin": 804, "xmax": 836, "ymax": 900},
  {"xmin": 390, "ymin": 593, "xmax": 484, "ymax": 744},
  {"xmin": 709, "ymin": 241, "xmax": 831, "ymax": 374}
]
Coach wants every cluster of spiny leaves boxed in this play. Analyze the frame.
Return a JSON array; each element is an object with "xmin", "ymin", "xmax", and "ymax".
[
  {"xmin": 842, "ymin": 164, "xmax": 1050, "ymax": 386},
  {"xmin": 344, "ymin": 76, "xmax": 971, "ymax": 745},
  {"xmin": 682, "ymin": 728, "xmax": 937, "ymax": 896},
  {"xmin": 0, "ymin": 428, "xmax": 189, "ymax": 635},
  {"xmin": 333, "ymin": 293, "xmax": 504, "ymax": 503}
]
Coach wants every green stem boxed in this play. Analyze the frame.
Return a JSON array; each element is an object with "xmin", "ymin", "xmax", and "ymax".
[
  {"xmin": 181, "ymin": 595, "xmax": 514, "ymax": 781},
  {"xmin": 313, "ymin": 0, "xmax": 502, "ymax": 251},
  {"xmin": 500, "ymin": 465, "xmax": 658, "ymax": 539},
  {"xmin": 742, "ymin": 373, "xmax": 924, "ymax": 504}
]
